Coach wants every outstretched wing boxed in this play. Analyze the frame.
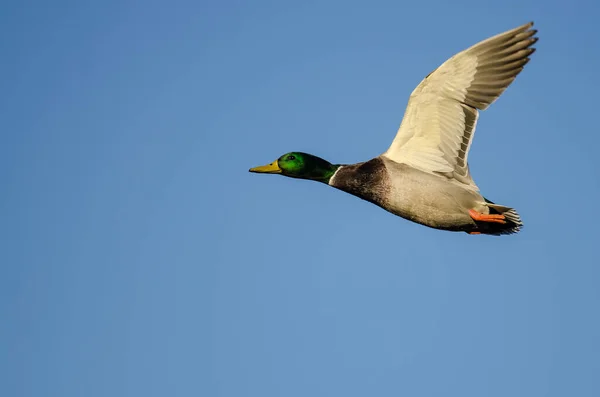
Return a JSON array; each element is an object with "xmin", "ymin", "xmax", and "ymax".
[{"xmin": 383, "ymin": 22, "xmax": 538, "ymax": 189}]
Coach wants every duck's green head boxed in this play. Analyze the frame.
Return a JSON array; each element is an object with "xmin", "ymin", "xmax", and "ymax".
[{"xmin": 249, "ymin": 152, "xmax": 339, "ymax": 183}]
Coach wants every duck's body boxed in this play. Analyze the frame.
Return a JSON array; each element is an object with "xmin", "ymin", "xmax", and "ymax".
[
  {"xmin": 250, "ymin": 22, "xmax": 537, "ymax": 236},
  {"xmin": 330, "ymin": 157, "xmax": 521, "ymax": 235}
]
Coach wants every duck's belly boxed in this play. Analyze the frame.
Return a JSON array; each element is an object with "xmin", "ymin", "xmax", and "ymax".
[{"xmin": 381, "ymin": 166, "xmax": 486, "ymax": 231}]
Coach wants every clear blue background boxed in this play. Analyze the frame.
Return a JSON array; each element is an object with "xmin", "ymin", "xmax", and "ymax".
[{"xmin": 2, "ymin": 1, "xmax": 599, "ymax": 396}]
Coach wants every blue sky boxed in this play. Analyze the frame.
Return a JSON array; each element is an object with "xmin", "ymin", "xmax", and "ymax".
[{"xmin": 2, "ymin": 0, "xmax": 599, "ymax": 396}]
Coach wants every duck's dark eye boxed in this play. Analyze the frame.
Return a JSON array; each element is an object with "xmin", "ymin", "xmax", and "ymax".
[{"xmin": 287, "ymin": 155, "xmax": 296, "ymax": 161}]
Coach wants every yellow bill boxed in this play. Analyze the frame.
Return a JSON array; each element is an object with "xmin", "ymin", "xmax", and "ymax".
[{"xmin": 249, "ymin": 160, "xmax": 281, "ymax": 174}]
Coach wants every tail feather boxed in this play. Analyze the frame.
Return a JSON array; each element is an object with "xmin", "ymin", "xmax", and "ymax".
[{"xmin": 480, "ymin": 198, "xmax": 523, "ymax": 236}]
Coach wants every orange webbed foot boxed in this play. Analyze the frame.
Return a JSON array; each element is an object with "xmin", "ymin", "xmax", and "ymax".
[{"xmin": 468, "ymin": 209, "xmax": 506, "ymax": 224}]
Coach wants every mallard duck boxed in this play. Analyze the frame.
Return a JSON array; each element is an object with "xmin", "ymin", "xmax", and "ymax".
[{"xmin": 250, "ymin": 22, "xmax": 537, "ymax": 235}]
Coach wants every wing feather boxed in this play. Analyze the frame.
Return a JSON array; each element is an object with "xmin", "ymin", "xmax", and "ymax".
[{"xmin": 383, "ymin": 22, "xmax": 538, "ymax": 189}]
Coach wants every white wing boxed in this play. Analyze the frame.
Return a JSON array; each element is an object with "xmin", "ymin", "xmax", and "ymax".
[{"xmin": 383, "ymin": 22, "xmax": 538, "ymax": 189}]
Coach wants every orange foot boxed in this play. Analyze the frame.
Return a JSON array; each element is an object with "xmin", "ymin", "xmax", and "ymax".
[
  {"xmin": 469, "ymin": 231, "xmax": 482, "ymax": 235},
  {"xmin": 468, "ymin": 209, "xmax": 506, "ymax": 224}
]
